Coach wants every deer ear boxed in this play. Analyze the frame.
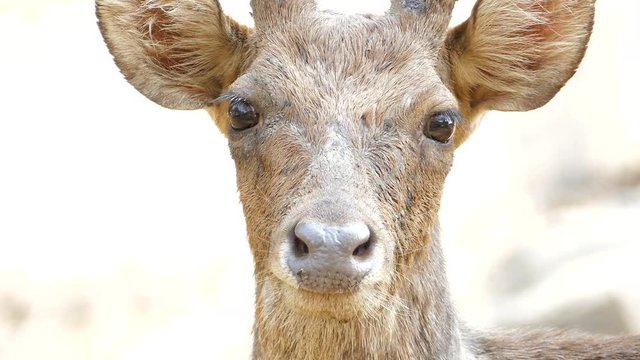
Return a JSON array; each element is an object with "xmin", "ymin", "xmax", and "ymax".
[
  {"xmin": 96, "ymin": 0, "xmax": 252, "ymax": 110},
  {"xmin": 446, "ymin": 0, "xmax": 595, "ymax": 122}
]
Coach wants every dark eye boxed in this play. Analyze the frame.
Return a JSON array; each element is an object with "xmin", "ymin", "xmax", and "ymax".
[
  {"xmin": 228, "ymin": 98, "xmax": 259, "ymax": 131},
  {"xmin": 424, "ymin": 110, "xmax": 458, "ymax": 143}
]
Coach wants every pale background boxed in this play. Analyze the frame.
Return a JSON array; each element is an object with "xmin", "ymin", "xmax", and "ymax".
[{"xmin": 0, "ymin": 0, "xmax": 638, "ymax": 359}]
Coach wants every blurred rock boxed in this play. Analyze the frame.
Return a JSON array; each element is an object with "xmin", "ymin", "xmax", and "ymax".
[
  {"xmin": 0, "ymin": 295, "xmax": 30, "ymax": 330},
  {"xmin": 60, "ymin": 298, "xmax": 91, "ymax": 330}
]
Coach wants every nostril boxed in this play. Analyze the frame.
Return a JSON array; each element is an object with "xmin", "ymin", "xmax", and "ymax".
[
  {"xmin": 352, "ymin": 238, "xmax": 373, "ymax": 258},
  {"xmin": 293, "ymin": 236, "xmax": 309, "ymax": 257}
]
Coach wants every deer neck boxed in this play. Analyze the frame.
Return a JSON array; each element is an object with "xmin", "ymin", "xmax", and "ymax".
[{"xmin": 251, "ymin": 234, "xmax": 471, "ymax": 360}]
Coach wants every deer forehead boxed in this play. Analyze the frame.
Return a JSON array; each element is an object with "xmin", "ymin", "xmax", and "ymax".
[{"xmin": 235, "ymin": 13, "xmax": 454, "ymax": 122}]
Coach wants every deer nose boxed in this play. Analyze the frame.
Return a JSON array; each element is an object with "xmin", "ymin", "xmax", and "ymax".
[{"xmin": 286, "ymin": 220, "xmax": 375, "ymax": 293}]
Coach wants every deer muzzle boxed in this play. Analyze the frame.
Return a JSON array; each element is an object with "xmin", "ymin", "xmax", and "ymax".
[
  {"xmin": 286, "ymin": 219, "xmax": 375, "ymax": 293},
  {"xmin": 270, "ymin": 190, "xmax": 389, "ymax": 295}
]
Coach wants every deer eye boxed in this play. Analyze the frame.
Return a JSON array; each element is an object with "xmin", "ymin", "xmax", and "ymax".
[
  {"xmin": 424, "ymin": 110, "xmax": 458, "ymax": 144},
  {"xmin": 229, "ymin": 98, "xmax": 259, "ymax": 131}
]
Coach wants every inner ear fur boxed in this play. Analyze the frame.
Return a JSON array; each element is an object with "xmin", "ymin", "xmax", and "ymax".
[
  {"xmin": 96, "ymin": 0, "xmax": 253, "ymax": 110},
  {"xmin": 447, "ymin": 0, "xmax": 595, "ymax": 136}
]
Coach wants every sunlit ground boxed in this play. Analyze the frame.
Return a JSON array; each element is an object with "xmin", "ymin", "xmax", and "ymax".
[{"xmin": 0, "ymin": 1, "xmax": 638, "ymax": 359}]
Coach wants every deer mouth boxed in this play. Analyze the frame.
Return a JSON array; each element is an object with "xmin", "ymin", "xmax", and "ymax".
[
  {"xmin": 266, "ymin": 245, "xmax": 392, "ymax": 320},
  {"xmin": 293, "ymin": 268, "xmax": 370, "ymax": 294},
  {"xmin": 278, "ymin": 281, "xmax": 375, "ymax": 320}
]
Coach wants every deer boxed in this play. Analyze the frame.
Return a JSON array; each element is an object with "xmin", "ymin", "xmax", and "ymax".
[{"xmin": 96, "ymin": 0, "xmax": 640, "ymax": 358}]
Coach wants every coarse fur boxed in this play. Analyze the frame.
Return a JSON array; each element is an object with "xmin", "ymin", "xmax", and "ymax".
[{"xmin": 96, "ymin": 0, "xmax": 640, "ymax": 359}]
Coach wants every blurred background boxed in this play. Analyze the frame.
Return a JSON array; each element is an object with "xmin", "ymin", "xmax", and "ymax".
[{"xmin": 0, "ymin": 0, "xmax": 638, "ymax": 359}]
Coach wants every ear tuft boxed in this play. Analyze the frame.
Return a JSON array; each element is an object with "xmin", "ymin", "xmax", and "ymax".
[
  {"xmin": 447, "ymin": 0, "xmax": 595, "ymax": 114},
  {"xmin": 97, "ymin": 0, "xmax": 252, "ymax": 110}
]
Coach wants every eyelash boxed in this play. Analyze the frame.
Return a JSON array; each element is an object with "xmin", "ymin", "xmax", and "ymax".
[{"xmin": 210, "ymin": 93, "xmax": 245, "ymax": 106}]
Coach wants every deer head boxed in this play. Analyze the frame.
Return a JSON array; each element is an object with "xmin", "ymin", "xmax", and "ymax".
[{"xmin": 97, "ymin": 0, "xmax": 595, "ymax": 357}]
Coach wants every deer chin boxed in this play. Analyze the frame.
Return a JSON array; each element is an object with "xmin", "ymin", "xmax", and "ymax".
[
  {"xmin": 280, "ymin": 279, "xmax": 390, "ymax": 321},
  {"xmin": 266, "ymin": 261, "xmax": 393, "ymax": 320}
]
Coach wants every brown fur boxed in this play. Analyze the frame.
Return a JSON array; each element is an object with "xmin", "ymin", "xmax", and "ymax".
[
  {"xmin": 96, "ymin": 0, "xmax": 254, "ymax": 110},
  {"xmin": 96, "ymin": 0, "xmax": 640, "ymax": 359},
  {"xmin": 469, "ymin": 329, "xmax": 640, "ymax": 359}
]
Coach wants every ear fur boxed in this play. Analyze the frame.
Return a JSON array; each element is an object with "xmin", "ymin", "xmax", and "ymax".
[
  {"xmin": 96, "ymin": 0, "xmax": 253, "ymax": 110},
  {"xmin": 447, "ymin": 0, "xmax": 595, "ymax": 144}
]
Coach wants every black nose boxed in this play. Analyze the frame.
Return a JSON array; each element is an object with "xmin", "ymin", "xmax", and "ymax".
[{"xmin": 286, "ymin": 219, "xmax": 375, "ymax": 293}]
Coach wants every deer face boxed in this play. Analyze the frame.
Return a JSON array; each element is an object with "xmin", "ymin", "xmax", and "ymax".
[
  {"xmin": 97, "ymin": 0, "xmax": 595, "ymax": 319},
  {"xmin": 220, "ymin": 16, "xmax": 461, "ymax": 318}
]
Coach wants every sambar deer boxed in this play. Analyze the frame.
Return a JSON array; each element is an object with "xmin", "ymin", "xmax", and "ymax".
[{"xmin": 96, "ymin": 0, "xmax": 640, "ymax": 358}]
